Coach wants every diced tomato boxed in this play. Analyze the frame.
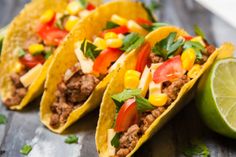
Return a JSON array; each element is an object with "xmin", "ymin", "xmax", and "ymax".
[
  {"xmin": 153, "ymin": 55, "xmax": 186, "ymax": 84},
  {"xmin": 114, "ymin": 98, "xmax": 139, "ymax": 132},
  {"xmin": 101, "ymin": 26, "xmax": 129, "ymax": 37},
  {"xmin": 183, "ymin": 36, "xmax": 193, "ymax": 41},
  {"xmin": 135, "ymin": 18, "xmax": 152, "ymax": 26},
  {"xmin": 135, "ymin": 42, "xmax": 151, "ymax": 73},
  {"xmin": 37, "ymin": 24, "xmax": 68, "ymax": 46},
  {"xmin": 93, "ymin": 48, "xmax": 122, "ymax": 74},
  {"xmin": 19, "ymin": 53, "xmax": 45, "ymax": 69},
  {"xmin": 86, "ymin": 3, "xmax": 96, "ymax": 11}
]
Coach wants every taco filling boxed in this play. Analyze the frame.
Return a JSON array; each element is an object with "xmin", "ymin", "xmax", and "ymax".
[
  {"xmin": 49, "ymin": 15, "xmax": 154, "ymax": 128},
  {"xmin": 3, "ymin": 0, "xmax": 96, "ymax": 107},
  {"xmin": 107, "ymin": 32, "xmax": 216, "ymax": 157}
]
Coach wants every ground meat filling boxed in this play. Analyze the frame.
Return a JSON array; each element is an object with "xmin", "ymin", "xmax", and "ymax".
[
  {"xmin": 3, "ymin": 71, "xmax": 27, "ymax": 107},
  {"xmin": 50, "ymin": 70, "xmax": 100, "ymax": 128}
]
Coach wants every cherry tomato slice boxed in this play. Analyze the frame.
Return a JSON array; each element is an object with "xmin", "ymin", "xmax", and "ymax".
[
  {"xmin": 37, "ymin": 24, "xmax": 68, "ymax": 46},
  {"xmin": 93, "ymin": 48, "xmax": 122, "ymax": 74},
  {"xmin": 101, "ymin": 26, "xmax": 129, "ymax": 37},
  {"xmin": 183, "ymin": 36, "xmax": 193, "ymax": 41},
  {"xmin": 86, "ymin": 3, "xmax": 96, "ymax": 10},
  {"xmin": 19, "ymin": 53, "xmax": 45, "ymax": 69},
  {"xmin": 114, "ymin": 98, "xmax": 139, "ymax": 132},
  {"xmin": 135, "ymin": 42, "xmax": 151, "ymax": 73},
  {"xmin": 135, "ymin": 18, "xmax": 152, "ymax": 26},
  {"xmin": 153, "ymin": 55, "xmax": 186, "ymax": 84}
]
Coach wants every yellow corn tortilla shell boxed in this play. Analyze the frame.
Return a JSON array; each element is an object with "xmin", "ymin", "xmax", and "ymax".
[
  {"xmin": 95, "ymin": 26, "xmax": 235, "ymax": 157},
  {"xmin": 40, "ymin": 0, "xmax": 150, "ymax": 133},
  {"xmin": 0, "ymin": 0, "xmax": 101, "ymax": 110}
]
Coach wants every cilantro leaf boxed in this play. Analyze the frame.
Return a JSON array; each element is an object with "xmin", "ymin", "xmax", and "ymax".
[
  {"xmin": 111, "ymin": 89, "xmax": 141, "ymax": 107},
  {"xmin": 111, "ymin": 133, "xmax": 121, "ymax": 148},
  {"xmin": 135, "ymin": 96, "xmax": 155, "ymax": 112},
  {"xmin": 0, "ymin": 114, "xmax": 7, "ymax": 124},
  {"xmin": 142, "ymin": 22, "xmax": 169, "ymax": 32},
  {"xmin": 122, "ymin": 33, "xmax": 144, "ymax": 52},
  {"xmin": 81, "ymin": 39, "xmax": 101, "ymax": 60},
  {"xmin": 20, "ymin": 144, "xmax": 32, "ymax": 155},
  {"xmin": 152, "ymin": 32, "xmax": 183, "ymax": 59},
  {"xmin": 18, "ymin": 48, "xmax": 26, "ymax": 57},
  {"xmin": 194, "ymin": 25, "xmax": 206, "ymax": 39},
  {"xmin": 183, "ymin": 41, "xmax": 204, "ymax": 60},
  {"xmin": 55, "ymin": 15, "xmax": 69, "ymax": 30},
  {"xmin": 65, "ymin": 135, "xmax": 78, "ymax": 144},
  {"xmin": 183, "ymin": 139, "xmax": 210, "ymax": 157},
  {"xmin": 104, "ymin": 21, "xmax": 119, "ymax": 30},
  {"xmin": 79, "ymin": 0, "xmax": 87, "ymax": 8}
]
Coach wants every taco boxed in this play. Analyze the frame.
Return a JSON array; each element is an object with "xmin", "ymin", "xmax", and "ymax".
[
  {"xmin": 40, "ymin": 0, "xmax": 154, "ymax": 133},
  {"xmin": 0, "ymin": 0, "xmax": 101, "ymax": 110},
  {"xmin": 95, "ymin": 26, "xmax": 235, "ymax": 157}
]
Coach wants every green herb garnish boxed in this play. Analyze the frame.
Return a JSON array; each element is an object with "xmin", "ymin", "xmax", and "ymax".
[
  {"xmin": 183, "ymin": 139, "xmax": 210, "ymax": 157},
  {"xmin": 111, "ymin": 89, "xmax": 141, "ymax": 107},
  {"xmin": 55, "ymin": 15, "xmax": 69, "ymax": 30},
  {"xmin": 81, "ymin": 39, "xmax": 101, "ymax": 60},
  {"xmin": 135, "ymin": 96, "xmax": 155, "ymax": 112},
  {"xmin": 79, "ymin": 0, "xmax": 87, "ymax": 8},
  {"xmin": 0, "ymin": 114, "xmax": 7, "ymax": 124},
  {"xmin": 65, "ymin": 135, "xmax": 78, "ymax": 144},
  {"xmin": 183, "ymin": 41, "xmax": 204, "ymax": 60},
  {"xmin": 122, "ymin": 33, "xmax": 144, "ymax": 52},
  {"xmin": 18, "ymin": 48, "xmax": 26, "ymax": 57},
  {"xmin": 44, "ymin": 51, "xmax": 52, "ymax": 59},
  {"xmin": 111, "ymin": 133, "xmax": 121, "ymax": 148},
  {"xmin": 141, "ymin": 22, "xmax": 168, "ymax": 32},
  {"xmin": 194, "ymin": 25, "xmax": 206, "ymax": 39},
  {"xmin": 152, "ymin": 32, "xmax": 184, "ymax": 59},
  {"xmin": 20, "ymin": 144, "xmax": 32, "ymax": 155},
  {"xmin": 104, "ymin": 21, "xmax": 119, "ymax": 30}
]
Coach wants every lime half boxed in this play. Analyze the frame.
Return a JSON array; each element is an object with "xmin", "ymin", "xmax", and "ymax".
[{"xmin": 196, "ymin": 58, "xmax": 236, "ymax": 138}]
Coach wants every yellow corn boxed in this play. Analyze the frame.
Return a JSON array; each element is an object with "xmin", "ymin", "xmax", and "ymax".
[
  {"xmin": 104, "ymin": 32, "xmax": 118, "ymax": 40},
  {"xmin": 93, "ymin": 37, "xmax": 107, "ymax": 50},
  {"xmin": 181, "ymin": 48, "xmax": 196, "ymax": 71},
  {"xmin": 15, "ymin": 61, "xmax": 24, "ymax": 73},
  {"xmin": 127, "ymin": 20, "xmax": 148, "ymax": 36},
  {"xmin": 124, "ymin": 70, "xmax": 141, "ymax": 89},
  {"xmin": 191, "ymin": 36, "xmax": 206, "ymax": 47},
  {"xmin": 148, "ymin": 94, "xmax": 168, "ymax": 107},
  {"xmin": 111, "ymin": 14, "xmax": 127, "ymax": 26},
  {"xmin": 65, "ymin": 16, "xmax": 79, "ymax": 31},
  {"xmin": 66, "ymin": 1, "xmax": 83, "ymax": 15},
  {"xmin": 28, "ymin": 44, "xmax": 44, "ymax": 55},
  {"xmin": 187, "ymin": 64, "xmax": 201, "ymax": 78},
  {"xmin": 106, "ymin": 38, "xmax": 123, "ymax": 48},
  {"xmin": 40, "ymin": 9, "xmax": 55, "ymax": 23}
]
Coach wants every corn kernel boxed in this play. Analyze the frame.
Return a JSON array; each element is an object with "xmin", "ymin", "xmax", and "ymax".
[
  {"xmin": 106, "ymin": 38, "xmax": 123, "ymax": 48},
  {"xmin": 40, "ymin": 9, "xmax": 55, "ymax": 23},
  {"xmin": 127, "ymin": 20, "xmax": 148, "ymax": 36},
  {"xmin": 15, "ymin": 61, "xmax": 24, "ymax": 73},
  {"xmin": 149, "ymin": 94, "xmax": 168, "ymax": 107},
  {"xmin": 149, "ymin": 81, "xmax": 162, "ymax": 95},
  {"xmin": 191, "ymin": 36, "xmax": 206, "ymax": 47},
  {"xmin": 28, "ymin": 44, "xmax": 44, "ymax": 55},
  {"xmin": 65, "ymin": 16, "xmax": 79, "ymax": 31},
  {"xmin": 181, "ymin": 48, "xmax": 196, "ymax": 71},
  {"xmin": 66, "ymin": 1, "xmax": 83, "ymax": 15},
  {"xmin": 125, "ymin": 76, "xmax": 140, "ymax": 89},
  {"xmin": 125, "ymin": 70, "xmax": 141, "ymax": 78},
  {"xmin": 188, "ymin": 64, "xmax": 201, "ymax": 78},
  {"xmin": 93, "ymin": 37, "xmax": 107, "ymax": 50},
  {"xmin": 111, "ymin": 14, "xmax": 127, "ymax": 26},
  {"xmin": 104, "ymin": 32, "xmax": 118, "ymax": 40}
]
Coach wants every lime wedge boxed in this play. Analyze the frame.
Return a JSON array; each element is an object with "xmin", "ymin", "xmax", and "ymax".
[{"xmin": 196, "ymin": 58, "xmax": 236, "ymax": 138}]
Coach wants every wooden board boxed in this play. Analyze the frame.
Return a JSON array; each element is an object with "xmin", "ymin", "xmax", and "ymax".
[{"xmin": 0, "ymin": 0, "xmax": 236, "ymax": 156}]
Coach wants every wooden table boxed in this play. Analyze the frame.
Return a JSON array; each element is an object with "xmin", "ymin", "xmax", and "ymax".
[{"xmin": 0, "ymin": 0, "xmax": 236, "ymax": 157}]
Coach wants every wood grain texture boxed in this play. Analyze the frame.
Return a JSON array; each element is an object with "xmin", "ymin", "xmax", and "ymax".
[{"xmin": 0, "ymin": 0, "xmax": 236, "ymax": 157}]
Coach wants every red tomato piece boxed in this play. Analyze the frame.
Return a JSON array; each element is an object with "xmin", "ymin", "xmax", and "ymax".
[
  {"xmin": 101, "ymin": 26, "xmax": 129, "ymax": 37},
  {"xmin": 153, "ymin": 55, "xmax": 186, "ymax": 84},
  {"xmin": 86, "ymin": 3, "xmax": 96, "ymax": 10},
  {"xmin": 135, "ymin": 42, "xmax": 151, "ymax": 73},
  {"xmin": 114, "ymin": 98, "xmax": 139, "ymax": 132},
  {"xmin": 37, "ymin": 24, "xmax": 68, "ymax": 46},
  {"xmin": 19, "ymin": 53, "xmax": 45, "ymax": 69},
  {"xmin": 183, "ymin": 35, "xmax": 193, "ymax": 41},
  {"xmin": 135, "ymin": 18, "xmax": 152, "ymax": 26},
  {"xmin": 93, "ymin": 48, "xmax": 122, "ymax": 74}
]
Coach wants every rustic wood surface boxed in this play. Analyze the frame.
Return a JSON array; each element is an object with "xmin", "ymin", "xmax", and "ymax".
[{"xmin": 0, "ymin": 0, "xmax": 236, "ymax": 157}]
